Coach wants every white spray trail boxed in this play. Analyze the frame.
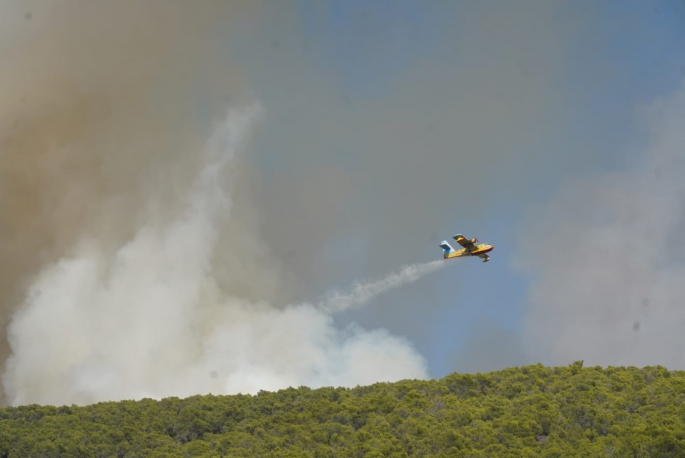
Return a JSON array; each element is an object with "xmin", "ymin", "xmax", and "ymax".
[{"xmin": 319, "ymin": 260, "xmax": 446, "ymax": 314}]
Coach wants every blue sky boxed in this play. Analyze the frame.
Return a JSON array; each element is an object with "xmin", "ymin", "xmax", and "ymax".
[
  {"xmin": 449, "ymin": 0, "xmax": 685, "ymax": 374},
  {"xmin": 231, "ymin": 0, "xmax": 685, "ymax": 378}
]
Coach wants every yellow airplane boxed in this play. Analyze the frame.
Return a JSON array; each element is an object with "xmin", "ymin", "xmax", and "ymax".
[{"xmin": 440, "ymin": 234, "xmax": 494, "ymax": 263}]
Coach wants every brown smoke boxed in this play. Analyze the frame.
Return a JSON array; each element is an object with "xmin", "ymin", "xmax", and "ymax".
[{"xmin": 0, "ymin": 0, "xmax": 259, "ymax": 405}]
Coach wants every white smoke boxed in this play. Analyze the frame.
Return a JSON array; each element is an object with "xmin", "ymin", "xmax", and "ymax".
[
  {"xmin": 319, "ymin": 260, "xmax": 446, "ymax": 314},
  {"xmin": 517, "ymin": 81, "xmax": 685, "ymax": 368},
  {"xmin": 2, "ymin": 106, "xmax": 428, "ymax": 406}
]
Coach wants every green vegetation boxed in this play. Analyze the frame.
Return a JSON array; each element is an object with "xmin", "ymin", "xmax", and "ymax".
[{"xmin": 2, "ymin": 362, "xmax": 685, "ymax": 457}]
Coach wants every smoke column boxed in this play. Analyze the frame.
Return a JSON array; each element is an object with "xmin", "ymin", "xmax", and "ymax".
[
  {"xmin": 2, "ymin": 108, "xmax": 428, "ymax": 407},
  {"xmin": 0, "ymin": 0, "xmax": 263, "ymax": 406},
  {"xmin": 319, "ymin": 261, "xmax": 446, "ymax": 314}
]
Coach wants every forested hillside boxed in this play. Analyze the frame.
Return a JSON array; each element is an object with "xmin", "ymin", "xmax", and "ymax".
[{"xmin": 2, "ymin": 362, "xmax": 685, "ymax": 457}]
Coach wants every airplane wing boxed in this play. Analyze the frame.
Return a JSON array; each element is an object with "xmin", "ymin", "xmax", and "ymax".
[{"xmin": 453, "ymin": 234, "xmax": 475, "ymax": 250}]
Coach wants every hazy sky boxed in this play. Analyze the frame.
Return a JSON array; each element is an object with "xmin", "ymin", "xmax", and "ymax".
[
  {"xmin": 1, "ymin": 0, "xmax": 685, "ymax": 405},
  {"xmin": 227, "ymin": 0, "xmax": 685, "ymax": 375}
]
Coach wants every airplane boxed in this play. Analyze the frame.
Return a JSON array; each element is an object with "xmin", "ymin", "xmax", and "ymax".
[{"xmin": 439, "ymin": 234, "xmax": 494, "ymax": 263}]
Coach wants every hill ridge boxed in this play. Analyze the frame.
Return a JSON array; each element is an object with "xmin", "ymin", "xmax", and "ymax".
[{"xmin": 2, "ymin": 362, "xmax": 685, "ymax": 457}]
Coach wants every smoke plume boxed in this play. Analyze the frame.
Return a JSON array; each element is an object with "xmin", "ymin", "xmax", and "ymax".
[
  {"xmin": 2, "ymin": 0, "xmax": 649, "ymax": 404},
  {"xmin": 516, "ymin": 81, "xmax": 685, "ymax": 368},
  {"xmin": 320, "ymin": 261, "xmax": 446, "ymax": 314},
  {"xmin": 0, "ymin": 0, "xmax": 263, "ymax": 405},
  {"xmin": 3, "ymin": 107, "xmax": 428, "ymax": 406},
  {"xmin": 0, "ymin": 1, "xmax": 432, "ymax": 407}
]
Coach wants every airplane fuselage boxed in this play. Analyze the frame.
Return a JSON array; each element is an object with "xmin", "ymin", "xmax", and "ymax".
[{"xmin": 444, "ymin": 243, "xmax": 494, "ymax": 259}]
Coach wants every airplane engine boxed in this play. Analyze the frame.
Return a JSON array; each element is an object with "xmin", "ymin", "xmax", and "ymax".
[{"xmin": 471, "ymin": 238, "xmax": 478, "ymax": 244}]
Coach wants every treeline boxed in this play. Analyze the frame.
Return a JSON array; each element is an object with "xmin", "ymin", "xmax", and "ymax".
[{"xmin": 2, "ymin": 362, "xmax": 685, "ymax": 457}]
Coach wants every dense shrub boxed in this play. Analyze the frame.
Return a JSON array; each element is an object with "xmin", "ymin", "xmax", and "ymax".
[{"xmin": 2, "ymin": 363, "xmax": 684, "ymax": 457}]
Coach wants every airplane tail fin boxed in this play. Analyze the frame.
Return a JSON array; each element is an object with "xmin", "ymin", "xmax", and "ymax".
[{"xmin": 440, "ymin": 241, "xmax": 455, "ymax": 258}]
